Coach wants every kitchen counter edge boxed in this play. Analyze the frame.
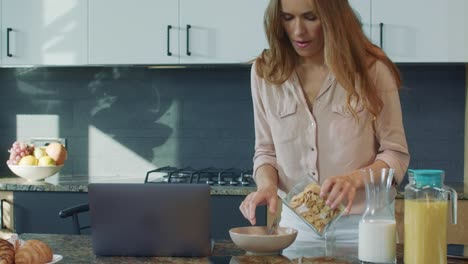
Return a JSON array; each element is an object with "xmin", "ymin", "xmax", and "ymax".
[
  {"xmin": 0, "ymin": 176, "xmax": 257, "ymax": 196},
  {"xmin": 1, "ymin": 176, "xmax": 467, "ymax": 199}
]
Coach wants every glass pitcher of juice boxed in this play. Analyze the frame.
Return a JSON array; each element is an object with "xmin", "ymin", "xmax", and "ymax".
[{"xmin": 404, "ymin": 169, "xmax": 458, "ymax": 264}]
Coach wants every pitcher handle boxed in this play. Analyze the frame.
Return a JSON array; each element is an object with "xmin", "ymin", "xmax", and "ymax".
[{"xmin": 446, "ymin": 186, "xmax": 458, "ymax": 225}]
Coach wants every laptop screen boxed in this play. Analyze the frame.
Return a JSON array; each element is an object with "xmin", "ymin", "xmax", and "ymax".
[{"xmin": 89, "ymin": 183, "xmax": 212, "ymax": 257}]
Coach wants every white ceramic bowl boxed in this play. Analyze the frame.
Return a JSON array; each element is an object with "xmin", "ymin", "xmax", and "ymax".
[
  {"xmin": 7, "ymin": 164, "xmax": 63, "ymax": 181},
  {"xmin": 229, "ymin": 226, "xmax": 298, "ymax": 255}
]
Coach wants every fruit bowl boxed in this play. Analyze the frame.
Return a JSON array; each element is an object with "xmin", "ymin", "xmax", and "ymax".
[
  {"xmin": 229, "ymin": 226, "xmax": 298, "ymax": 255},
  {"xmin": 7, "ymin": 164, "xmax": 63, "ymax": 181}
]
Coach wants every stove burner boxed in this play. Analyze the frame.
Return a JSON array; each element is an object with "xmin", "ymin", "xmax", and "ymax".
[{"xmin": 144, "ymin": 166, "xmax": 255, "ymax": 187}]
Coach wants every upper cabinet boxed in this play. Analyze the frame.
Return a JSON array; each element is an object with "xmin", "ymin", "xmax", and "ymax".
[
  {"xmin": 179, "ymin": 0, "xmax": 268, "ymax": 64},
  {"xmin": 370, "ymin": 0, "xmax": 468, "ymax": 63},
  {"xmin": 1, "ymin": 1, "xmax": 467, "ymax": 65},
  {"xmin": 0, "ymin": 3, "xmax": 2, "ymax": 65},
  {"xmin": 350, "ymin": 0, "xmax": 468, "ymax": 63},
  {"xmin": 348, "ymin": 0, "xmax": 371, "ymax": 39},
  {"xmin": 88, "ymin": 0, "xmax": 179, "ymax": 65},
  {"xmin": 1, "ymin": 0, "xmax": 88, "ymax": 66},
  {"xmin": 88, "ymin": 0, "xmax": 269, "ymax": 65}
]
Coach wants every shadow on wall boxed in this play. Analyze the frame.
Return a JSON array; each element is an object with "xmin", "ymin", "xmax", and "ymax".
[
  {"xmin": 0, "ymin": 67, "xmax": 173, "ymax": 177},
  {"xmin": 0, "ymin": 66, "xmax": 255, "ymax": 177}
]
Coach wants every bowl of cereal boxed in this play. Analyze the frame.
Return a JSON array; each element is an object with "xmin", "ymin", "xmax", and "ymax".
[{"xmin": 229, "ymin": 226, "xmax": 298, "ymax": 255}]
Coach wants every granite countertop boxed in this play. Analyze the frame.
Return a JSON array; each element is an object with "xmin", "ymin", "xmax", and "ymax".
[
  {"xmin": 0, "ymin": 175, "xmax": 256, "ymax": 196},
  {"xmin": 18, "ymin": 233, "xmax": 467, "ymax": 264},
  {"xmin": 0, "ymin": 174, "xmax": 467, "ymax": 199}
]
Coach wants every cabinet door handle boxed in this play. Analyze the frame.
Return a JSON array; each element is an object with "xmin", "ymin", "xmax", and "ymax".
[
  {"xmin": 379, "ymin": 22, "xmax": 384, "ymax": 49},
  {"xmin": 186, "ymin": 24, "xmax": 192, "ymax": 56},
  {"xmin": 6, "ymin": 28, "xmax": 13, "ymax": 57},
  {"xmin": 167, "ymin": 25, "xmax": 172, "ymax": 56}
]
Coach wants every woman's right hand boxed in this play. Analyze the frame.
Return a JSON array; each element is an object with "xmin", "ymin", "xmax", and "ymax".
[{"xmin": 239, "ymin": 185, "xmax": 278, "ymax": 225}]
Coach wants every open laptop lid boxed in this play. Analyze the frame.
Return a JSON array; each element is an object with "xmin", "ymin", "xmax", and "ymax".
[{"xmin": 89, "ymin": 183, "xmax": 212, "ymax": 257}]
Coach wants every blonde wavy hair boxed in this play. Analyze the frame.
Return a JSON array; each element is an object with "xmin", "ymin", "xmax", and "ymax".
[{"xmin": 255, "ymin": 0, "xmax": 402, "ymax": 119}]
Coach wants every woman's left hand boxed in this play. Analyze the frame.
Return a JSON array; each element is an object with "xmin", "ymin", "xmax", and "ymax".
[{"xmin": 319, "ymin": 175, "xmax": 357, "ymax": 214}]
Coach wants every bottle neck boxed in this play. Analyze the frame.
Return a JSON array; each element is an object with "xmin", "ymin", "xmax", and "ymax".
[{"xmin": 363, "ymin": 184, "xmax": 394, "ymax": 216}]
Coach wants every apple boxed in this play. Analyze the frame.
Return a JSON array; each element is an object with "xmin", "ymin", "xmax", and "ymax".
[
  {"xmin": 19, "ymin": 155, "xmax": 38, "ymax": 166},
  {"xmin": 45, "ymin": 143, "xmax": 67, "ymax": 166},
  {"xmin": 38, "ymin": 156, "xmax": 56, "ymax": 166}
]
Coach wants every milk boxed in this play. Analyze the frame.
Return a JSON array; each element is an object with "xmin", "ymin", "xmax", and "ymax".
[{"xmin": 358, "ymin": 219, "xmax": 396, "ymax": 263}]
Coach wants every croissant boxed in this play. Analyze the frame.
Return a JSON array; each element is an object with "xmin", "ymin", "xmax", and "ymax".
[
  {"xmin": 15, "ymin": 239, "xmax": 53, "ymax": 264},
  {"xmin": 0, "ymin": 239, "xmax": 15, "ymax": 264}
]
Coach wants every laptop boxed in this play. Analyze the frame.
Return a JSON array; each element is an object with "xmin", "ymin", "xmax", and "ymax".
[{"xmin": 88, "ymin": 183, "xmax": 212, "ymax": 257}]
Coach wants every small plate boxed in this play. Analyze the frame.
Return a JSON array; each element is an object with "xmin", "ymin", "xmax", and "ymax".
[
  {"xmin": 7, "ymin": 234, "xmax": 62, "ymax": 263},
  {"xmin": 48, "ymin": 254, "xmax": 63, "ymax": 264}
]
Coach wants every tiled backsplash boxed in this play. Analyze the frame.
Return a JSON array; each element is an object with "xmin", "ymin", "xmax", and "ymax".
[
  {"xmin": 0, "ymin": 65, "xmax": 465, "ymax": 182},
  {"xmin": 398, "ymin": 65, "xmax": 465, "ymax": 182}
]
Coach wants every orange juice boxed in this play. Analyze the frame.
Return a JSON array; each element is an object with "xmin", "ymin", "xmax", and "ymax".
[{"xmin": 404, "ymin": 199, "xmax": 447, "ymax": 264}]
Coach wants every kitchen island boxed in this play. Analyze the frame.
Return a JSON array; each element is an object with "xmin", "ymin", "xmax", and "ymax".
[
  {"xmin": 1, "ymin": 174, "xmax": 466, "ymax": 198},
  {"xmin": 1, "ymin": 175, "xmax": 468, "ymax": 242},
  {"xmin": 18, "ymin": 233, "xmax": 468, "ymax": 264}
]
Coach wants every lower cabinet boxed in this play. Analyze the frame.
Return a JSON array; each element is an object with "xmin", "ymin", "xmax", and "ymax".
[
  {"xmin": 210, "ymin": 195, "xmax": 266, "ymax": 239},
  {"xmin": 12, "ymin": 192, "xmax": 266, "ymax": 240},
  {"xmin": 14, "ymin": 192, "xmax": 90, "ymax": 235}
]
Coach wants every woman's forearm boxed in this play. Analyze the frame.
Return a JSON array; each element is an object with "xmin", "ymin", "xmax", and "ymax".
[{"xmin": 254, "ymin": 164, "xmax": 279, "ymax": 191}]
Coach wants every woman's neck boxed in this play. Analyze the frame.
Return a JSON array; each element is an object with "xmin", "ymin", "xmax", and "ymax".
[{"xmin": 297, "ymin": 54, "xmax": 326, "ymax": 71}]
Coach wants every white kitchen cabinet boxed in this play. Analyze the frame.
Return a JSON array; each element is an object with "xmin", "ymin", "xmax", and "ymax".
[
  {"xmin": 348, "ymin": 0, "xmax": 371, "ymax": 39},
  {"xmin": 1, "ymin": 0, "xmax": 88, "ymax": 65},
  {"xmin": 179, "ymin": 0, "xmax": 268, "ymax": 64},
  {"xmin": 88, "ymin": 0, "xmax": 268, "ymax": 65},
  {"xmin": 88, "ymin": 0, "xmax": 179, "ymax": 65},
  {"xmin": 0, "ymin": 3, "xmax": 2, "ymax": 65},
  {"xmin": 371, "ymin": 0, "xmax": 468, "ymax": 62}
]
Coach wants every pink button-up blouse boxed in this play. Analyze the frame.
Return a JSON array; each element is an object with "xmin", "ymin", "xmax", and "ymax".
[{"xmin": 250, "ymin": 60, "xmax": 410, "ymax": 214}]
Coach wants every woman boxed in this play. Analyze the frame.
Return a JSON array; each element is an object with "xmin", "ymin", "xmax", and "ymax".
[{"xmin": 239, "ymin": 0, "xmax": 410, "ymax": 244}]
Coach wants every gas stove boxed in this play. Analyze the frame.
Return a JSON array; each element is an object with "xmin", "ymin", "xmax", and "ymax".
[{"xmin": 144, "ymin": 166, "xmax": 255, "ymax": 187}]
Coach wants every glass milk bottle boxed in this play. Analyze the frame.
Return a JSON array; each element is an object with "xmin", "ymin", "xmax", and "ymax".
[
  {"xmin": 404, "ymin": 169, "xmax": 457, "ymax": 264},
  {"xmin": 358, "ymin": 168, "xmax": 396, "ymax": 264}
]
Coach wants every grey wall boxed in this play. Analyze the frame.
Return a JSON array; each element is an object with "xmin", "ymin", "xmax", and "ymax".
[
  {"xmin": 399, "ymin": 65, "xmax": 465, "ymax": 182},
  {"xmin": 0, "ymin": 65, "xmax": 465, "ymax": 182}
]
